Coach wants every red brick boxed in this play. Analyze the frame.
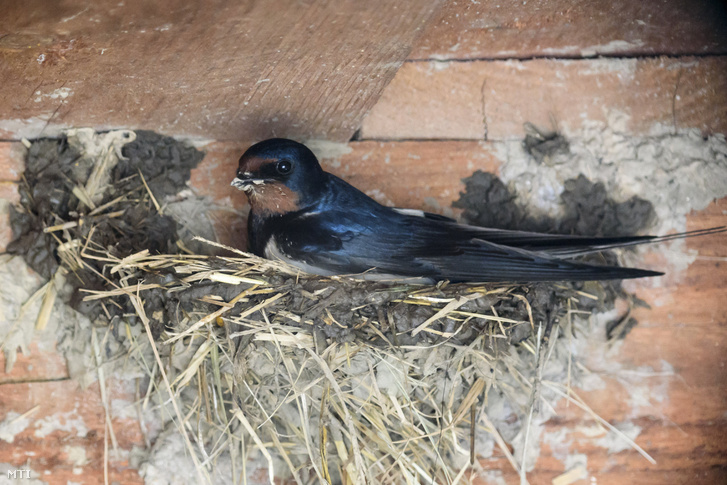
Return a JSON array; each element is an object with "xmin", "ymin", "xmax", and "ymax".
[
  {"xmin": 0, "ymin": 142, "xmax": 23, "ymax": 252},
  {"xmin": 0, "ymin": 205, "xmax": 13, "ymax": 253},
  {"xmin": 328, "ymin": 141, "xmax": 500, "ymax": 212},
  {"xmin": 0, "ymin": 342, "xmax": 69, "ymax": 383},
  {"xmin": 0, "ymin": 142, "xmax": 25, "ymax": 182},
  {"xmin": 188, "ymin": 141, "xmax": 249, "ymax": 250},
  {"xmin": 361, "ymin": 57, "xmax": 727, "ymax": 140},
  {"xmin": 190, "ymin": 141, "xmax": 248, "ymax": 207},
  {"xmin": 0, "ymin": 379, "xmax": 144, "ymax": 484},
  {"xmin": 0, "ymin": 182, "xmax": 19, "ymax": 203}
]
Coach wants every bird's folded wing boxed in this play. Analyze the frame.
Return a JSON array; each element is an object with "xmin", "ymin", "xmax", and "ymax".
[
  {"xmin": 450, "ymin": 225, "xmax": 727, "ymax": 257},
  {"xmin": 274, "ymin": 211, "xmax": 662, "ymax": 282}
]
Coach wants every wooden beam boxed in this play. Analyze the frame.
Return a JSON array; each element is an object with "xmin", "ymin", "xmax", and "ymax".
[
  {"xmin": 0, "ymin": 0, "xmax": 443, "ymax": 142},
  {"xmin": 409, "ymin": 0, "xmax": 727, "ymax": 61}
]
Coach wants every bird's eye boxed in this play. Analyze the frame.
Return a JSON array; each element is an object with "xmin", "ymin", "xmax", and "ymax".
[{"xmin": 276, "ymin": 160, "xmax": 293, "ymax": 175}]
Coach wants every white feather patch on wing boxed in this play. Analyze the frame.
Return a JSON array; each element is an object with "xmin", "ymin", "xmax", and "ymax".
[
  {"xmin": 263, "ymin": 236, "xmax": 336, "ymax": 276},
  {"xmin": 392, "ymin": 208, "xmax": 426, "ymax": 218},
  {"xmin": 263, "ymin": 237, "xmax": 432, "ymax": 283}
]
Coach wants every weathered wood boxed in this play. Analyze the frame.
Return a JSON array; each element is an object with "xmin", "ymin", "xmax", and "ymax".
[
  {"xmin": 0, "ymin": 0, "xmax": 443, "ymax": 142},
  {"xmin": 409, "ymin": 0, "xmax": 727, "ymax": 60},
  {"xmin": 360, "ymin": 57, "xmax": 727, "ymax": 140}
]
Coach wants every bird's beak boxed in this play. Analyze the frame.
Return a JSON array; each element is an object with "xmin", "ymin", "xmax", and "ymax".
[
  {"xmin": 230, "ymin": 177, "xmax": 248, "ymax": 189},
  {"xmin": 231, "ymin": 174, "xmax": 267, "ymax": 191}
]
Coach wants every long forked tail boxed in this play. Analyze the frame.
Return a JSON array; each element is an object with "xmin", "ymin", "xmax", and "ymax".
[
  {"xmin": 552, "ymin": 226, "xmax": 727, "ymax": 257},
  {"xmin": 473, "ymin": 226, "xmax": 727, "ymax": 257}
]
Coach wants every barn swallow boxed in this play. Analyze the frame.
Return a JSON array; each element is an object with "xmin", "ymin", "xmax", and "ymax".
[{"xmin": 230, "ymin": 138, "xmax": 724, "ymax": 282}]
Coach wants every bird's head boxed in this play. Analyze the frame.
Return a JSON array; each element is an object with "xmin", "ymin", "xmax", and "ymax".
[{"xmin": 231, "ymin": 138, "xmax": 325, "ymax": 215}]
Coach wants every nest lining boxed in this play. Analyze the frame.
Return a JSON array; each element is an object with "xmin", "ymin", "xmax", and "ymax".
[{"xmin": 79, "ymin": 242, "xmax": 600, "ymax": 484}]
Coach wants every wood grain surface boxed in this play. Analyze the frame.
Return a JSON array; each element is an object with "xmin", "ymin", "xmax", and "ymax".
[
  {"xmin": 409, "ymin": 0, "xmax": 727, "ymax": 60},
  {"xmin": 0, "ymin": 0, "xmax": 442, "ymax": 142}
]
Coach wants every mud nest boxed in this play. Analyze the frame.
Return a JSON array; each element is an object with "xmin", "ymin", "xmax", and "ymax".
[{"xmin": 6, "ymin": 129, "xmax": 656, "ymax": 484}]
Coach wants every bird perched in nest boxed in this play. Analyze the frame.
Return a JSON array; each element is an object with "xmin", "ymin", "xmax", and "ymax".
[{"xmin": 231, "ymin": 138, "xmax": 722, "ymax": 282}]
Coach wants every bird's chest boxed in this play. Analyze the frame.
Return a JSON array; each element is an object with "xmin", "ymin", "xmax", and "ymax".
[
  {"xmin": 246, "ymin": 182, "xmax": 300, "ymax": 216},
  {"xmin": 247, "ymin": 213, "xmax": 273, "ymax": 256},
  {"xmin": 247, "ymin": 210, "xmax": 303, "ymax": 257}
]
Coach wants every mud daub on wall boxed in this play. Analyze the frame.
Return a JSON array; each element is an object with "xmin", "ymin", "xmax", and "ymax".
[
  {"xmin": 453, "ymin": 171, "xmax": 655, "ymax": 237},
  {"xmin": 7, "ymin": 130, "xmax": 203, "ymax": 320},
  {"xmin": 453, "ymin": 169, "xmax": 656, "ymax": 328}
]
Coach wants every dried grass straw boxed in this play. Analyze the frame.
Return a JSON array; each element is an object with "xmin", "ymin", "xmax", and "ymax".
[
  {"xmin": 54, "ymin": 231, "xmax": 649, "ymax": 484},
  {"xmin": 14, "ymin": 130, "xmax": 659, "ymax": 484}
]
